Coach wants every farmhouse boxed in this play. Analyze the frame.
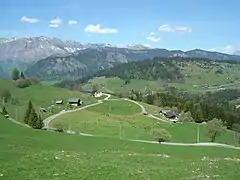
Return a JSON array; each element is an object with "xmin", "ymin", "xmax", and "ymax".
[
  {"xmin": 68, "ymin": 98, "xmax": 82, "ymax": 106},
  {"xmin": 39, "ymin": 107, "xmax": 47, "ymax": 112},
  {"xmin": 55, "ymin": 100, "xmax": 63, "ymax": 105},
  {"xmin": 160, "ymin": 110, "xmax": 178, "ymax": 121},
  {"xmin": 93, "ymin": 91, "xmax": 103, "ymax": 97}
]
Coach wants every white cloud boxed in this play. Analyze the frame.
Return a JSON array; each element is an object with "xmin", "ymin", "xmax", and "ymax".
[
  {"xmin": 49, "ymin": 17, "xmax": 62, "ymax": 28},
  {"xmin": 49, "ymin": 24, "xmax": 60, "ymax": 28},
  {"xmin": 158, "ymin": 24, "xmax": 175, "ymax": 32},
  {"xmin": 175, "ymin": 26, "xmax": 192, "ymax": 32},
  {"xmin": 146, "ymin": 32, "xmax": 161, "ymax": 42},
  {"xmin": 68, "ymin": 20, "xmax": 78, "ymax": 25},
  {"xmin": 209, "ymin": 45, "xmax": 240, "ymax": 54},
  {"xmin": 20, "ymin": 16, "xmax": 40, "ymax": 23},
  {"xmin": 84, "ymin": 24, "xmax": 118, "ymax": 34},
  {"xmin": 158, "ymin": 24, "xmax": 192, "ymax": 33}
]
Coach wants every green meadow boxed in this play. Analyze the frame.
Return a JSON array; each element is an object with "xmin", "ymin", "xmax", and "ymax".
[
  {"xmin": 1, "ymin": 114, "xmax": 240, "ymax": 180},
  {"xmin": 52, "ymin": 100, "xmax": 239, "ymax": 145},
  {"xmin": 0, "ymin": 79, "xmax": 97, "ymax": 122}
]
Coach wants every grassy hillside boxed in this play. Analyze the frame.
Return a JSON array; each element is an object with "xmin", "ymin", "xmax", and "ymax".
[
  {"xmin": 1, "ymin": 115, "xmax": 240, "ymax": 179},
  {"xmin": 0, "ymin": 79, "xmax": 97, "ymax": 122},
  {"xmin": 78, "ymin": 59, "xmax": 240, "ymax": 94},
  {"xmin": 52, "ymin": 100, "xmax": 238, "ymax": 145}
]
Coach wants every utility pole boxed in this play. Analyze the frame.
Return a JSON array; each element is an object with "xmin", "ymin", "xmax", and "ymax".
[
  {"xmin": 119, "ymin": 124, "xmax": 122, "ymax": 139},
  {"xmin": 15, "ymin": 107, "xmax": 18, "ymax": 120},
  {"xmin": 197, "ymin": 125, "xmax": 200, "ymax": 143},
  {"xmin": 68, "ymin": 119, "xmax": 71, "ymax": 132}
]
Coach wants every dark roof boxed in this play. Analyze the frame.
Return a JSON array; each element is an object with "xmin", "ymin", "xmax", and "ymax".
[
  {"xmin": 161, "ymin": 110, "xmax": 177, "ymax": 118},
  {"xmin": 40, "ymin": 108, "xmax": 47, "ymax": 112},
  {"xmin": 68, "ymin": 98, "xmax": 80, "ymax": 103}
]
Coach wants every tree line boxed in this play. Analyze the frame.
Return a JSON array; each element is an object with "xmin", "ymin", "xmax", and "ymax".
[
  {"xmin": 54, "ymin": 56, "xmax": 240, "ymax": 90},
  {"xmin": 119, "ymin": 87, "xmax": 240, "ymax": 130}
]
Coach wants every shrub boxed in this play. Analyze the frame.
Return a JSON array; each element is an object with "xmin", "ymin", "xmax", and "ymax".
[
  {"xmin": 1, "ymin": 106, "xmax": 8, "ymax": 115},
  {"xmin": 0, "ymin": 89, "xmax": 11, "ymax": 103},
  {"xmin": 15, "ymin": 78, "xmax": 31, "ymax": 88},
  {"xmin": 151, "ymin": 128, "xmax": 171, "ymax": 143},
  {"xmin": 206, "ymin": 118, "xmax": 225, "ymax": 142},
  {"xmin": 54, "ymin": 123, "xmax": 64, "ymax": 132},
  {"xmin": 179, "ymin": 111, "xmax": 193, "ymax": 123}
]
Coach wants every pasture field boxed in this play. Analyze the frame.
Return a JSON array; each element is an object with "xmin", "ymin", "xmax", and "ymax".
[
  {"xmin": 0, "ymin": 79, "xmax": 96, "ymax": 122},
  {"xmin": 1, "ymin": 115, "xmax": 240, "ymax": 180},
  {"xmin": 52, "ymin": 100, "xmax": 239, "ymax": 145},
  {"xmin": 82, "ymin": 62, "xmax": 240, "ymax": 94}
]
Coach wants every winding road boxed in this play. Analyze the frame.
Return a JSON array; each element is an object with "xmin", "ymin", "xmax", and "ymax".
[
  {"xmin": 41, "ymin": 93, "xmax": 240, "ymax": 150},
  {"xmin": 43, "ymin": 102, "xmax": 103, "ymax": 129}
]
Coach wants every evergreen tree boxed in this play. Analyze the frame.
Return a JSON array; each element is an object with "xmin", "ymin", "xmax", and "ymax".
[
  {"xmin": 36, "ymin": 114, "xmax": 44, "ymax": 129},
  {"xmin": 11, "ymin": 68, "xmax": 19, "ymax": 81},
  {"xmin": 193, "ymin": 105, "xmax": 204, "ymax": 123},
  {"xmin": 92, "ymin": 84, "xmax": 98, "ymax": 93},
  {"xmin": 24, "ymin": 100, "xmax": 33, "ymax": 124},
  {"xmin": 29, "ymin": 107, "xmax": 38, "ymax": 128},
  {"xmin": 183, "ymin": 101, "xmax": 191, "ymax": 112},
  {"xmin": 20, "ymin": 72, "xmax": 25, "ymax": 79},
  {"xmin": 1, "ymin": 106, "xmax": 8, "ymax": 115}
]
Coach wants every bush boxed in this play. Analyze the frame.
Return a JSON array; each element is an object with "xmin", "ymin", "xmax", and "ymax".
[
  {"xmin": 15, "ymin": 78, "xmax": 31, "ymax": 88},
  {"xmin": 1, "ymin": 106, "xmax": 8, "ymax": 115},
  {"xmin": 29, "ymin": 77, "xmax": 40, "ymax": 84},
  {"xmin": 0, "ymin": 89, "xmax": 11, "ymax": 103},
  {"xmin": 206, "ymin": 118, "xmax": 225, "ymax": 142},
  {"xmin": 54, "ymin": 123, "xmax": 64, "ymax": 132},
  {"xmin": 151, "ymin": 128, "xmax": 171, "ymax": 143},
  {"xmin": 179, "ymin": 111, "xmax": 193, "ymax": 123}
]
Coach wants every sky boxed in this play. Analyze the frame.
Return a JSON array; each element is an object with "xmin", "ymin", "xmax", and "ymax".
[{"xmin": 0, "ymin": 0, "xmax": 240, "ymax": 53}]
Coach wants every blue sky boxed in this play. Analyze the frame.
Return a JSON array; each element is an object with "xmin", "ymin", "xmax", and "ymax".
[{"xmin": 0, "ymin": 0, "xmax": 240, "ymax": 53}]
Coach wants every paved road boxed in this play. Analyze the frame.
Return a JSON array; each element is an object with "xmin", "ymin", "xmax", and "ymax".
[
  {"xmin": 43, "ymin": 93, "xmax": 112, "ymax": 129},
  {"xmin": 102, "ymin": 93, "xmax": 111, "ymax": 100},
  {"xmin": 125, "ymin": 98, "xmax": 169, "ymax": 123},
  {"xmin": 64, "ymin": 131, "xmax": 240, "ymax": 150},
  {"xmin": 43, "ymin": 101, "xmax": 103, "ymax": 129}
]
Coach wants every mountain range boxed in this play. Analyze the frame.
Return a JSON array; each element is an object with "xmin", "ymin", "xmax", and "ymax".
[{"xmin": 0, "ymin": 36, "xmax": 240, "ymax": 80}]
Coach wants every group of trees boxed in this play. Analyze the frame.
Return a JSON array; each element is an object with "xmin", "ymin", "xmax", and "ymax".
[
  {"xmin": 11, "ymin": 68, "xmax": 40, "ymax": 88},
  {"xmin": 92, "ymin": 58, "xmax": 184, "ymax": 82},
  {"xmin": 24, "ymin": 101, "xmax": 43, "ymax": 129},
  {"xmin": 117, "ymin": 87, "xmax": 240, "ymax": 135},
  {"xmin": 55, "ymin": 80, "xmax": 239, "ymax": 143}
]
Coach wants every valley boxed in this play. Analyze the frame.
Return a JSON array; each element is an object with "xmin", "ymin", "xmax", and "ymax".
[{"xmin": 1, "ymin": 38, "xmax": 240, "ymax": 180}]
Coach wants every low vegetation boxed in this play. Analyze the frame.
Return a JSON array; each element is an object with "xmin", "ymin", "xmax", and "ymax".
[
  {"xmin": 151, "ymin": 128, "xmax": 171, "ymax": 143},
  {"xmin": 206, "ymin": 118, "xmax": 226, "ymax": 142}
]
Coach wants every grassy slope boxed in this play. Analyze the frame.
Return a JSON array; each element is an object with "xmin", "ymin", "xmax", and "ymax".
[
  {"xmin": 0, "ymin": 79, "xmax": 97, "ymax": 121},
  {"xmin": 52, "ymin": 100, "xmax": 238, "ymax": 145},
  {"xmin": 82, "ymin": 62, "xmax": 240, "ymax": 94},
  {"xmin": 1, "ymin": 115, "xmax": 240, "ymax": 180}
]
